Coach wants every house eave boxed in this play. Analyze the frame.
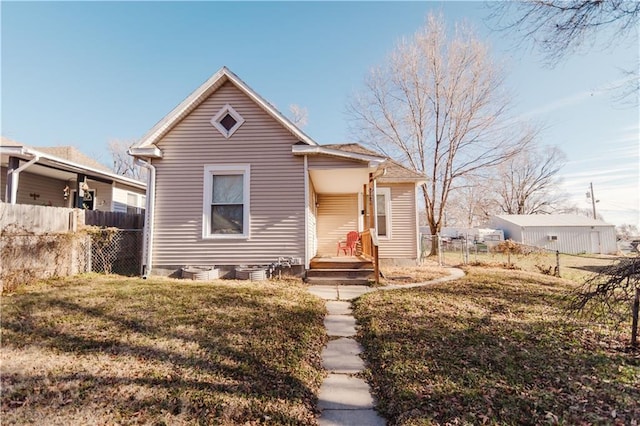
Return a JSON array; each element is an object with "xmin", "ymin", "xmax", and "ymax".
[
  {"xmin": 292, "ymin": 145, "xmax": 386, "ymax": 168},
  {"xmin": 378, "ymin": 177, "xmax": 427, "ymax": 185},
  {"xmin": 128, "ymin": 146, "xmax": 163, "ymax": 159}
]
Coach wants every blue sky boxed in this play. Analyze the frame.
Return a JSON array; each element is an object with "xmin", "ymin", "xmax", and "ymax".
[{"xmin": 2, "ymin": 1, "xmax": 638, "ymax": 228}]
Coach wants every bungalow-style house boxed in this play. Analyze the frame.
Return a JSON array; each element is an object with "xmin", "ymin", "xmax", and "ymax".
[
  {"xmin": 488, "ymin": 214, "xmax": 617, "ymax": 254},
  {"xmin": 128, "ymin": 67, "xmax": 425, "ymax": 279},
  {"xmin": 1, "ymin": 137, "xmax": 146, "ymax": 213}
]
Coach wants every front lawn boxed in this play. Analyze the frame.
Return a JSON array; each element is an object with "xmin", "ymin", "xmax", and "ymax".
[
  {"xmin": 1, "ymin": 275, "xmax": 326, "ymax": 425},
  {"xmin": 354, "ymin": 267, "xmax": 640, "ymax": 425}
]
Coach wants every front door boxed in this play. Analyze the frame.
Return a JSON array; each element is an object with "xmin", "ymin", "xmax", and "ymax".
[
  {"xmin": 590, "ymin": 231, "xmax": 601, "ymax": 254},
  {"xmin": 72, "ymin": 190, "xmax": 96, "ymax": 210}
]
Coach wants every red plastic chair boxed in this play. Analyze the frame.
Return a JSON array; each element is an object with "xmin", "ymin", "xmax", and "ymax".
[{"xmin": 337, "ymin": 231, "xmax": 359, "ymax": 256}]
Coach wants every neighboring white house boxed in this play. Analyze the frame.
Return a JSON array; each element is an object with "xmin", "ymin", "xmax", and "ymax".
[
  {"xmin": 1, "ymin": 138, "xmax": 146, "ymax": 213},
  {"xmin": 488, "ymin": 214, "xmax": 617, "ymax": 254}
]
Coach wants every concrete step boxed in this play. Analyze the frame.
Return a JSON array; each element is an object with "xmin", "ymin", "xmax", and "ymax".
[{"xmin": 306, "ymin": 268, "xmax": 374, "ymax": 278}]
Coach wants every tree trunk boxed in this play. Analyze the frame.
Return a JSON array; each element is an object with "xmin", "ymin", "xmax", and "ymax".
[{"xmin": 632, "ymin": 287, "xmax": 639, "ymax": 348}]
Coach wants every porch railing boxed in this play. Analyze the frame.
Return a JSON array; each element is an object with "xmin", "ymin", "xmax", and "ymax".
[
  {"xmin": 360, "ymin": 229, "xmax": 380, "ymax": 284},
  {"xmin": 360, "ymin": 229, "xmax": 372, "ymax": 257}
]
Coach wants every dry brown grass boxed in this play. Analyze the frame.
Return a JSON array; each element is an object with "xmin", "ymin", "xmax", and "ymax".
[
  {"xmin": 1, "ymin": 274, "xmax": 326, "ymax": 425},
  {"xmin": 380, "ymin": 263, "xmax": 450, "ymax": 285},
  {"xmin": 354, "ymin": 267, "xmax": 640, "ymax": 425},
  {"xmin": 438, "ymin": 250, "xmax": 626, "ymax": 283}
]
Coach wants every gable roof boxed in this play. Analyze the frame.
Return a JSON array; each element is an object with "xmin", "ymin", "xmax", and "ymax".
[
  {"xmin": 324, "ymin": 143, "xmax": 425, "ymax": 182},
  {"xmin": 130, "ymin": 67, "xmax": 318, "ymax": 153},
  {"xmin": 493, "ymin": 214, "xmax": 614, "ymax": 228}
]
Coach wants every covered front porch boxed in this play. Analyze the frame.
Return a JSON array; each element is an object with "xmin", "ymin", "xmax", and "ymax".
[{"xmin": 296, "ymin": 144, "xmax": 386, "ymax": 284}]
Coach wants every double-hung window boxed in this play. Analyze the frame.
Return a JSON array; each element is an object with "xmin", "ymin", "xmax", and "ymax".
[
  {"xmin": 376, "ymin": 187, "xmax": 391, "ymax": 239},
  {"xmin": 203, "ymin": 165, "xmax": 250, "ymax": 238}
]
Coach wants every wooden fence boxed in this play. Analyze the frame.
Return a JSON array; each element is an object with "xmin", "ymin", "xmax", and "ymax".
[
  {"xmin": 0, "ymin": 202, "xmax": 79, "ymax": 233},
  {"xmin": 85, "ymin": 210, "xmax": 144, "ymax": 229}
]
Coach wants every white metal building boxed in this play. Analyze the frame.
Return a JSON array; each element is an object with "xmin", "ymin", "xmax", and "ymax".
[{"xmin": 488, "ymin": 214, "xmax": 617, "ymax": 255}]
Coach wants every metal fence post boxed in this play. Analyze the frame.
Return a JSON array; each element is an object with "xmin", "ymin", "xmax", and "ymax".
[{"xmin": 555, "ymin": 250, "xmax": 561, "ymax": 277}]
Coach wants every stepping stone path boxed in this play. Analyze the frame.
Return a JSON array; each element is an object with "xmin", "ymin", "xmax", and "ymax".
[
  {"xmin": 308, "ymin": 285, "xmax": 384, "ymax": 426},
  {"xmin": 307, "ymin": 268, "xmax": 465, "ymax": 426}
]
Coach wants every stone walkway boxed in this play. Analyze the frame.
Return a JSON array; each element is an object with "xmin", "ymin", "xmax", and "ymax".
[{"xmin": 308, "ymin": 268, "xmax": 464, "ymax": 425}]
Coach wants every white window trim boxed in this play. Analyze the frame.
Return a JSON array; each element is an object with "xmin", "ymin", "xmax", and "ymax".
[
  {"xmin": 377, "ymin": 187, "xmax": 392, "ymax": 240},
  {"xmin": 210, "ymin": 104, "xmax": 245, "ymax": 138},
  {"xmin": 203, "ymin": 164, "xmax": 250, "ymax": 239}
]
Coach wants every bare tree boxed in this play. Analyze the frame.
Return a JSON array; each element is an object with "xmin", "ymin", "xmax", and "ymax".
[
  {"xmin": 617, "ymin": 223, "xmax": 639, "ymax": 240},
  {"xmin": 288, "ymin": 104, "xmax": 308, "ymax": 128},
  {"xmin": 445, "ymin": 175, "xmax": 498, "ymax": 227},
  {"xmin": 494, "ymin": 145, "xmax": 566, "ymax": 215},
  {"xmin": 489, "ymin": 0, "xmax": 639, "ymax": 101},
  {"xmin": 558, "ymin": 205, "xmax": 607, "ymax": 221},
  {"xmin": 108, "ymin": 140, "xmax": 146, "ymax": 181},
  {"xmin": 348, "ymin": 13, "xmax": 534, "ymax": 254},
  {"xmin": 569, "ymin": 257, "xmax": 640, "ymax": 348}
]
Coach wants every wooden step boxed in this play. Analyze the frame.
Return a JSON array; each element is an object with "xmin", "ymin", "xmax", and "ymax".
[
  {"xmin": 306, "ymin": 268, "xmax": 374, "ymax": 279},
  {"xmin": 309, "ymin": 260, "xmax": 373, "ymax": 270},
  {"xmin": 304, "ymin": 276, "xmax": 372, "ymax": 286}
]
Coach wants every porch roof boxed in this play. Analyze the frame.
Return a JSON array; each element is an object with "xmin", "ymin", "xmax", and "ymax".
[
  {"xmin": 1, "ymin": 141, "xmax": 146, "ymax": 190},
  {"xmin": 292, "ymin": 144, "xmax": 386, "ymax": 166},
  {"xmin": 323, "ymin": 143, "xmax": 426, "ymax": 184},
  {"xmin": 293, "ymin": 144, "xmax": 386, "ymax": 194}
]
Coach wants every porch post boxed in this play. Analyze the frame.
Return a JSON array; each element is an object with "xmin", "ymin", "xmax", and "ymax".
[
  {"xmin": 5, "ymin": 156, "xmax": 19, "ymax": 204},
  {"xmin": 368, "ymin": 172, "xmax": 380, "ymax": 284},
  {"xmin": 76, "ymin": 173, "xmax": 86, "ymax": 208}
]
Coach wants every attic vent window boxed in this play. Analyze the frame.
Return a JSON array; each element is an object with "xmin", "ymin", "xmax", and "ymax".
[
  {"xmin": 219, "ymin": 114, "xmax": 237, "ymax": 131},
  {"xmin": 211, "ymin": 104, "xmax": 245, "ymax": 138}
]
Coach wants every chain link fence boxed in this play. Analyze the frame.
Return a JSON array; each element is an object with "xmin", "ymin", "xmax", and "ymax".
[
  {"xmin": 87, "ymin": 229, "xmax": 142, "ymax": 276},
  {"xmin": 421, "ymin": 233, "xmax": 628, "ymax": 282}
]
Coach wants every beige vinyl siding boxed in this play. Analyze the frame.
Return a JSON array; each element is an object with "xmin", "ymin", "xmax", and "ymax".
[
  {"xmin": 112, "ymin": 185, "xmax": 146, "ymax": 214},
  {"xmin": 64, "ymin": 179, "xmax": 113, "ymax": 211},
  {"xmin": 151, "ymin": 82, "xmax": 305, "ymax": 267},
  {"xmin": 87, "ymin": 180, "xmax": 113, "ymax": 212},
  {"xmin": 308, "ymin": 156, "xmax": 365, "ymax": 169},
  {"xmin": 377, "ymin": 183, "xmax": 418, "ymax": 260},
  {"xmin": 316, "ymin": 193, "xmax": 358, "ymax": 256},
  {"xmin": 0, "ymin": 167, "xmax": 67, "ymax": 207}
]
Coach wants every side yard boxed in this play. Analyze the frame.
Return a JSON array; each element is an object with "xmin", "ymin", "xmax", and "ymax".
[
  {"xmin": 1, "ymin": 275, "xmax": 326, "ymax": 425},
  {"xmin": 354, "ymin": 267, "xmax": 640, "ymax": 425}
]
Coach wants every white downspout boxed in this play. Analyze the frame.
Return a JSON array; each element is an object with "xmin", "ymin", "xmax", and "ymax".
[
  {"xmin": 134, "ymin": 158, "xmax": 156, "ymax": 278},
  {"xmin": 415, "ymin": 184, "xmax": 421, "ymax": 265},
  {"xmin": 303, "ymin": 155, "xmax": 309, "ymax": 270},
  {"xmin": 6, "ymin": 154, "xmax": 40, "ymax": 204}
]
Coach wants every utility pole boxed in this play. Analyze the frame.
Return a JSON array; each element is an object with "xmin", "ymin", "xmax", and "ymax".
[{"xmin": 588, "ymin": 182, "xmax": 597, "ymax": 219}]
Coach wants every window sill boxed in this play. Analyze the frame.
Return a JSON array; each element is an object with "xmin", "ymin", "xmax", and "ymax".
[{"xmin": 203, "ymin": 234, "xmax": 250, "ymax": 240}]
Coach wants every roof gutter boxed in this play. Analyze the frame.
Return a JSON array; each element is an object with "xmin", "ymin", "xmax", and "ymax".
[
  {"xmin": 134, "ymin": 158, "xmax": 157, "ymax": 278},
  {"xmin": 291, "ymin": 145, "xmax": 386, "ymax": 167},
  {"xmin": 5, "ymin": 150, "xmax": 40, "ymax": 204}
]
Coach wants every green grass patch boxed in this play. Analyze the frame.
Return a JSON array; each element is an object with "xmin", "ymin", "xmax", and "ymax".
[
  {"xmin": 353, "ymin": 267, "xmax": 640, "ymax": 425},
  {"xmin": 1, "ymin": 274, "xmax": 327, "ymax": 425}
]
